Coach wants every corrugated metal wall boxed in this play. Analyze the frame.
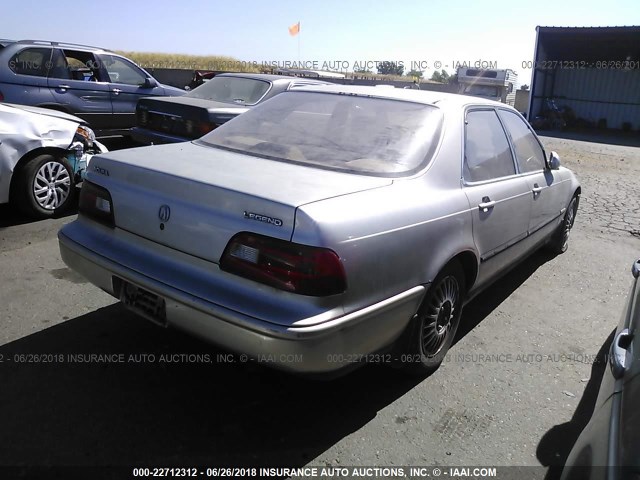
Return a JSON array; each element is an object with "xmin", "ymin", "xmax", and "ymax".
[
  {"xmin": 530, "ymin": 27, "xmax": 640, "ymax": 131},
  {"xmin": 529, "ymin": 38, "xmax": 546, "ymax": 118},
  {"xmin": 553, "ymin": 68, "xmax": 640, "ymax": 129}
]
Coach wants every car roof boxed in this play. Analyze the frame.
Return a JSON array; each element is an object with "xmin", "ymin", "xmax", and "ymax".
[
  {"xmin": 216, "ymin": 72, "xmax": 329, "ymax": 85},
  {"xmin": 10, "ymin": 39, "xmax": 113, "ymax": 53},
  {"xmin": 289, "ymin": 84, "xmax": 509, "ymax": 108}
]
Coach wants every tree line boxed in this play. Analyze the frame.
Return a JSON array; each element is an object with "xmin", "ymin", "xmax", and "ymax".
[{"xmin": 354, "ymin": 61, "xmax": 452, "ymax": 83}]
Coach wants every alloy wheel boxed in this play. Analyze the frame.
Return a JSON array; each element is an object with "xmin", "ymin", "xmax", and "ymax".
[
  {"xmin": 33, "ymin": 161, "xmax": 72, "ymax": 210},
  {"xmin": 421, "ymin": 275, "xmax": 460, "ymax": 358},
  {"xmin": 561, "ymin": 198, "xmax": 577, "ymax": 251}
]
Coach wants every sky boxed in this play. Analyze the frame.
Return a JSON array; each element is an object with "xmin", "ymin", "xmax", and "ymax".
[{"xmin": 3, "ymin": 0, "xmax": 639, "ymax": 85}]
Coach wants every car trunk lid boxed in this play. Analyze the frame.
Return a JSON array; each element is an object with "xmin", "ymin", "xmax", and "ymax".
[
  {"xmin": 137, "ymin": 97, "xmax": 247, "ymax": 139},
  {"xmin": 85, "ymin": 142, "xmax": 391, "ymax": 263}
]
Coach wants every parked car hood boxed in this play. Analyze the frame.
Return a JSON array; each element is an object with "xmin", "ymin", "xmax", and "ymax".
[{"xmin": 3, "ymin": 103, "xmax": 83, "ymax": 125}]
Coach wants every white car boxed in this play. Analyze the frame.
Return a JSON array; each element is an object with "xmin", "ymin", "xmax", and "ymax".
[{"xmin": 0, "ymin": 103, "xmax": 106, "ymax": 218}]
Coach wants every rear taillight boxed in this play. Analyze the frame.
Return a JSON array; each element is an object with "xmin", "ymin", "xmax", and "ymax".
[
  {"xmin": 138, "ymin": 108, "xmax": 149, "ymax": 125},
  {"xmin": 220, "ymin": 233, "xmax": 346, "ymax": 296},
  {"xmin": 198, "ymin": 122, "xmax": 217, "ymax": 136},
  {"xmin": 0, "ymin": 90, "xmax": 4, "ymax": 102},
  {"xmin": 79, "ymin": 181, "xmax": 115, "ymax": 227}
]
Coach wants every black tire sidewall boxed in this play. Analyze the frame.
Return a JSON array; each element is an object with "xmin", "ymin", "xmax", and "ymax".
[
  {"xmin": 564, "ymin": 197, "xmax": 578, "ymax": 245},
  {"xmin": 549, "ymin": 195, "xmax": 578, "ymax": 254},
  {"xmin": 401, "ymin": 261, "xmax": 466, "ymax": 375}
]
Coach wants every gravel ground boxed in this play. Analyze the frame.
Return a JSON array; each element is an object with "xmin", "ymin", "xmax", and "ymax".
[
  {"xmin": 0, "ymin": 134, "xmax": 638, "ymax": 477},
  {"xmin": 543, "ymin": 135, "xmax": 640, "ymax": 238}
]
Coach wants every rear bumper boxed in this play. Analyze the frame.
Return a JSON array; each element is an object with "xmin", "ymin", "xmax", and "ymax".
[
  {"xmin": 58, "ymin": 224, "xmax": 424, "ymax": 374},
  {"xmin": 131, "ymin": 127, "xmax": 190, "ymax": 145}
]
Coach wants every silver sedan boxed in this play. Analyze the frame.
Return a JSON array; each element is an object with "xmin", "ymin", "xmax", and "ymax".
[{"xmin": 58, "ymin": 85, "xmax": 580, "ymax": 375}]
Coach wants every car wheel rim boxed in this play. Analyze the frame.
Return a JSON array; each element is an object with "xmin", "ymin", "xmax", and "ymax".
[
  {"xmin": 33, "ymin": 161, "xmax": 71, "ymax": 210},
  {"xmin": 421, "ymin": 275, "xmax": 460, "ymax": 358},
  {"xmin": 562, "ymin": 199, "xmax": 577, "ymax": 249}
]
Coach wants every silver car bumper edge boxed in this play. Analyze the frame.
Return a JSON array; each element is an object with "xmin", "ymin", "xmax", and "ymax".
[{"xmin": 58, "ymin": 230, "xmax": 425, "ymax": 373}]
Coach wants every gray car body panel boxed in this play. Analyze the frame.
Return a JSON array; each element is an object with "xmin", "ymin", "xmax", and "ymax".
[
  {"xmin": 85, "ymin": 142, "xmax": 393, "ymax": 264},
  {"xmin": 59, "ymin": 224, "xmax": 426, "ymax": 374},
  {"xmin": 562, "ymin": 260, "xmax": 640, "ymax": 477},
  {"xmin": 137, "ymin": 95, "xmax": 251, "ymax": 112},
  {"xmin": 59, "ymin": 87, "xmax": 580, "ymax": 373}
]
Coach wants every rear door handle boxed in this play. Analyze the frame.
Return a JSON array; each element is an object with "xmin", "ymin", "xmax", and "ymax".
[
  {"xmin": 112, "ymin": 88, "xmax": 122, "ymax": 95},
  {"xmin": 57, "ymin": 84, "xmax": 70, "ymax": 91},
  {"xmin": 532, "ymin": 183, "xmax": 542, "ymax": 196},
  {"xmin": 610, "ymin": 328, "xmax": 632, "ymax": 379},
  {"xmin": 478, "ymin": 197, "xmax": 495, "ymax": 212}
]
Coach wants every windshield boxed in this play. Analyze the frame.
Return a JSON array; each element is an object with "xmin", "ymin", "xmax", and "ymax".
[
  {"xmin": 186, "ymin": 76, "xmax": 271, "ymax": 105},
  {"xmin": 199, "ymin": 91, "xmax": 443, "ymax": 176},
  {"xmin": 464, "ymin": 85, "xmax": 500, "ymax": 98}
]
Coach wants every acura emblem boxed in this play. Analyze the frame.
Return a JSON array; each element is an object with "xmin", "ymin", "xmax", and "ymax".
[{"xmin": 158, "ymin": 205, "xmax": 171, "ymax": 222}]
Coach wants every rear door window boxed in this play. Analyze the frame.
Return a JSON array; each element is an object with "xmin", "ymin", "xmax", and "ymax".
[
  {"xmin": 497, "ymin": 110, "xmax": 546, "ymax": 173},
  {"xmin": 464, "ymin": 109, "xmax": 516, "ymax": 182},
  {"xmin": 9, "ymin": 48, "xmax": 52, "ymax": 77},
  {"xmin": 60, "ymin": 49, "xmax": 104, "ymax": 81}
]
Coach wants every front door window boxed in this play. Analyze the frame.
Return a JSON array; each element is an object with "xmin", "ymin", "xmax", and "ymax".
[{"xmin": 98, "ymin": 55, "xmax": 147, "ymax": 86}]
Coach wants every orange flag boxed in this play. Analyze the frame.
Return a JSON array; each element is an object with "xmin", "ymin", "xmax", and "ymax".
[{"xmin": 288, "ymin": 22, "xmax": 300, "ymax": 37}]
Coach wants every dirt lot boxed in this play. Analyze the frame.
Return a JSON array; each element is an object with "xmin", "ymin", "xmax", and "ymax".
[
  {"xmin": 544, "ymin": 134, "xmax": 640, "ymax": 238},
  {"xmin": 0, "ymin": 134, "xmax": 638, "ymax": 477}
]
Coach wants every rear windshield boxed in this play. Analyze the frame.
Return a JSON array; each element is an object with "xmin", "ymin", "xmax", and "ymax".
[
  {"xmin": 186, "ymin": 76, "xmax": 271, "ymax": 105},
  {"xmin": 199, "ymin": 91, "xmax": 443, "ymax": 176}
]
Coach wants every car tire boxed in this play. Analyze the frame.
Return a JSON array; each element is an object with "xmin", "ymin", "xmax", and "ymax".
[
  {"xmin": 397, "ymin": 260, "xmax": 466, "ymax": 376},
  {"xmin": 12, "ymin": 154, "xmax": 76, "ymax": 219},
  {"xmin": 548, "ymin": 194, "xmax": 579, "ymax": 255}
]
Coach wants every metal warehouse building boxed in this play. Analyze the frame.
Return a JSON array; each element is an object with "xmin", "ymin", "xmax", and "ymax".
[{"xmin": 529, "ymin": 26, "xmax": 640, "ymax": 130}]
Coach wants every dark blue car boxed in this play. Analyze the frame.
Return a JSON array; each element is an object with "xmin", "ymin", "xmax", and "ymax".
[{"xmin": 0, "ymin": 39, "xmax": 185, "ymax": 135}]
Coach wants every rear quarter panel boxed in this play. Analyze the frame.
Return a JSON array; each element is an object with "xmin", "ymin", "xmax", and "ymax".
[
  {"xmin": 294, "ymin": 181, "xmax": 475, "ymax": 315},
  {"xmin": 292, "ymin": 118, "xmax": 477, "ymax": 316}
]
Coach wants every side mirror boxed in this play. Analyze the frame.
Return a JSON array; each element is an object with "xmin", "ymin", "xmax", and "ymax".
[
  {"xmin": 548, "ymin": 151, "xmax": 561, "ymax": 170},
  {"xmin": 141, "ymin": 77, "xmax": 158, "ymax": 89}
]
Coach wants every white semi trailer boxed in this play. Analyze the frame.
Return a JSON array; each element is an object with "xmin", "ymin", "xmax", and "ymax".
[{"xmin": 456, "ymin": 67, "xmax": 517, "ymax": 105}]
